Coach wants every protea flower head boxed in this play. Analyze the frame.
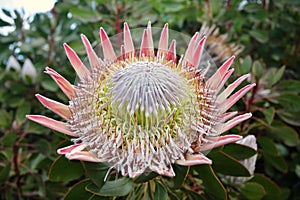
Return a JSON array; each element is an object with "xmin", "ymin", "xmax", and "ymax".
[{"xmin": 26, "ymin": 22, "xmax": 255, "ymax": 178}]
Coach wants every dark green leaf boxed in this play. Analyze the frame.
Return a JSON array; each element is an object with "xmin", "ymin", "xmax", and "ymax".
[
  {"xmin": 6, "ymin": 96, "xmax": 24, "ymax": 108},
  {"xmin": 70, "ymin": 7, "xmax": 101, "ymax": 23},
  {"xmin": 252, "ymin": 60, "xmax": 264, "ymax": 79},
  {"xmin": 277, "ymin": 110, "xmax": 300, "ymax": 126},
  {"xmin": 64, "ymin": 179, "xmax": 93, "ymax": 200},
  {"xmin": 222, "ymin": 143, "xmax": 257, "ymax": 160},
  {"xmin": 210, "ymin": 0, "xmax": 221, "ymax": 15},
  {"xmin": 270, "ymin": 66, "xmax": 285, "ymax": 86},
  {"xmin": 249, "ymin": 174, "xmax": 281, "ymax": 199},
  {"xmin": 89, "ymin": 194, "xmax": 110, "ymax": 200},
  {"xmin": 25, "ymin": 120, "xmax": 50, "ymax": 134},
  {"xmin": 1, "ymin": 9, "xmax": 12, "ymax": 18},
  {"xmin": 41, "ymin": 77, "xmax": 59, "ymax": 92},
  {"xmin": 86, "ymin": 177, "xmax": 133, "ymax": 197},
  {"xmin": 35, "ymin": 139, "xmax": 52, "ymax": 157},
  {"xmin": 0, "ymin": 109, "xmax": 12, "ymax": 129},
  {"xmin": 277, "ymin": 94, "xmax": 300, "ymax": 112},
  {"xmin": 30, "ymin": 154, "xmax": 48, "ymax": 170},
  {"xmin": 167, "ymin": 165, "xmax": 189, "ymax": 189},
  {"xmin": 184, "ymin": 188, "xmax": 206, "ymax": 200},
  {"xmin": 264, "ymin": 154, "xmax": 288, "ymax": 173},
  {"xmin": 241, "ymin": 55, "xmax": 252, "ymax": 74},
  {"xmin": 134, "ymin": 171, "xmax": 159, "ymax": 183},
  {"xmin": 48, "ymin": 156, "xmax": 84, "ymax": 182},
  {"xmin": 0, "ymin": 161, "xmax": 11, "ymax": 183},
  {"xmin": 243, "ymin": 3, "xmax": 261, "ymax": 12},
  {"xmin": 208, "ymin": 151, "xmax": 251, "ymax": 176},
  {"xmin": 257, "ymin": 136, "xmax": 280, "ymax": 156},
  {"xmin": 15, "ymin": 102, "xmax": 31, "ymax": 124},
  {"xmin": 249, "ymin": 30, "xmax": 268, "ymax": 43},
  {"xmin": 1, "ymin": 131, "xmax": 17, "ymax": 147},
  {"xmin": 0, "ymin": 18, "xmax": 10, "ymax": 26},
  {"xmin": 263, "ymin": 107, "xmax": 275, "ymax": 124},
  {"xmin": 82, "ymin": 162, "xmax": 109, "ymax": 188},
  {"xmin": 240, "ymin": 182, "xmax": 266, "ymax": 200},
  {"xmin": 46, "ymin": 180, "xmax": 68, "ymax": 197},
  {"xmin": 271, "ymin": 121, "xmax": 299, "ymax": 147},
  {"xmin": 195, "ymin": 165, "xmax": 227, "ymax": 199},
  {"xmin": 154, "ymin": 182, "xmax": 167, "ymax": 200},
  {"xmin": 276, "ymin": 80, "xmax": 300, "ymax": 94},
  {"xmin": 250, "ymin": 10, "xmax": 267, "ymax": 22}
]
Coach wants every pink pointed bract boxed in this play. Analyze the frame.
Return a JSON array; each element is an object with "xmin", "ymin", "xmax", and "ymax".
[
  {"xmin": 63, "ymin": 43, "xmax": 90, "ymax": 80},
  {"xmin": 100, "ymin": 27, "xmax": 117, "ymax": 61},
  {"xmin": 27, "ymin": 22, "xmax": 254, "ymax": 178},
  {"xmin": 44, "ymin": 67, "xmax": 75, "ymax": 99},
  {"xmin": 123, "ymin": 22, "xmax": 135, "ymax": 54}
]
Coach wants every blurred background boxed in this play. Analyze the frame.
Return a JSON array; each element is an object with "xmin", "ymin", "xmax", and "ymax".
[{"xmin": 0, "ymin": 0, "xmax": 299, "ymax": 199}]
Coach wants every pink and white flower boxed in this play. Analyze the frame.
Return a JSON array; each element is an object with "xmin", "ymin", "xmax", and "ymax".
[{"xmin": 27, "ymin": 22, "xmax": 255, "ymax": 178}]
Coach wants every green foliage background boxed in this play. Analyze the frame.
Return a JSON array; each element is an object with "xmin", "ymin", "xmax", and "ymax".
[{"xmin": 0, "ymin": 0, "xmax": 300, "ymax": 199}]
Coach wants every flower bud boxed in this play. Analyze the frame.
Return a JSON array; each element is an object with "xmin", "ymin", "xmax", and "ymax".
[
  {"xmin": 6, "ymin": 55, "xmax": 21, "ymax": 72},
  {"xmin": 21, "ymin": 58, "xmax": 37, "ymax": 83}
]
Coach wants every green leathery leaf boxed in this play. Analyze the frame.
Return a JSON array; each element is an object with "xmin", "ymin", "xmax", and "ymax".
[
  {"xmin": 70, "ymin": 7, "xmax": 101, "ymax": 23},
  {"xmin": 277, "ymin": 94, "xmax": 300, "ymax": 112},
  {"xmin": 154, "ymin": 182, "xmax": 167, "ymax": 200},
  {"xmin": 82, "ymin": 162, "xmax": 109, "ymax": 188},
  {"xmin": 0, "ymin": 18, "xmax": 10, "ymax": 26},
  {"xmin": 277, "ymin": 109, "xmax": 300, "ymax": 126},
  {"xmin": 252, "ymin": 60, "xmax": 264, "ymax": 79},
  {"xmin": 41, "ymin": 76, "xmax": 59, "ymax": 92},
  {"xmin": 276, "ymin": 80, "xmax": 300, "ymax": 94},
  {"xmin": 270, "ymin": 65, "xmax": 285, "ymax": 86},
  {"xmin": 167, "ymin": 165, "xmax": 189, "ymax": 189},
  {"xmin": 222, "ymin": 143, "xmax": 257, "ymax": 160},
  {"xmin": 86, "ymin": 177, "xmax": 133, "ymax": 197},
  {"xmin": 257, "ymin": 136, "xmax": 280, "ymax": 156},
  {"xmin": 264, "ymin": 154, "xmax": 288, "ymax": 173},
  {"xmin": 64, "ymin": 179, "xmax": 93, "ymax": 200},
  {"xmin": 1, "ymin": 131, "xmax": 17, "ymax": 147},
  {"xmin": 241, "ymin": 55, "xmax": 252, "ymax": 74},
  {"xmin": 250, "ymin": 10, "xmax": 267, "ymax": 22},
  {"xmin": 48, "ymin": 156, "xmax": 84, "ymax": 182},
  {"xmin": 271, "ymin": 121, "xmax": 299, "ymax": 147},
  {"xmin": 89, "ymin": 195, "xmax": 110, "ymax": 200},
  {"xmin": 184, "ymin": 188, "xmax": 206, "ymax": 200},
  {"xmin": 249, "ymin": 30, "xmax": 268, "ymax": 43},
  {"xmin": 195, "ymin": 165, "xmax": 227, "ymax": 199},
  {"xmin": 210, "ymin": 0, "xmax": 221, "ymax": 15},
  {"xmin": 263, "ymin": 107, "xmax": 275, "ymax": 124},
  {"xmin": 208, "ymin": 151, "xmax": 251, "ymax": 176},
  {"xmin": 0, "ymin": 109, "xmax": 13, "ymax": 129},
  {"xmin": 134, "ymin": 171, "xmax": 159, "ymax": 183},
  {"xmin": 35, "ymin": 139, "xmax": 52, "ymax": 157},
  {"xmin": 0, "ymin": 163, "xmax": 11, "ymax": 183},
  {"xmin": 25, "ymin": 120, "xmax": 50, "ymax": 134},
  {"xmin": 243, "ymin": 2, "xmax": 261, "ymax": 12},
  {"xmin": 249, "ymin": 174, "xmax": 281, "ymax": 199},
  {"xmin": 240, "ymin": 182, "xmax": 266, "ymax": 200},
  {"xmin": 1, "ymin": 9, "xmax": 12, "ymax": 18}
]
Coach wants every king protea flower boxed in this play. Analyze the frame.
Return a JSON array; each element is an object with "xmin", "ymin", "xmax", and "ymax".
[{"xmin": 26, "ymin": 22, "xmax": 255, "ymax": 178}]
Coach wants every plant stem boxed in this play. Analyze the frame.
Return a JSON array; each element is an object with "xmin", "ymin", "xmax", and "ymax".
[{"xmin": 13, "ymin": 131, "xmax": 27, "ymax": 199}]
